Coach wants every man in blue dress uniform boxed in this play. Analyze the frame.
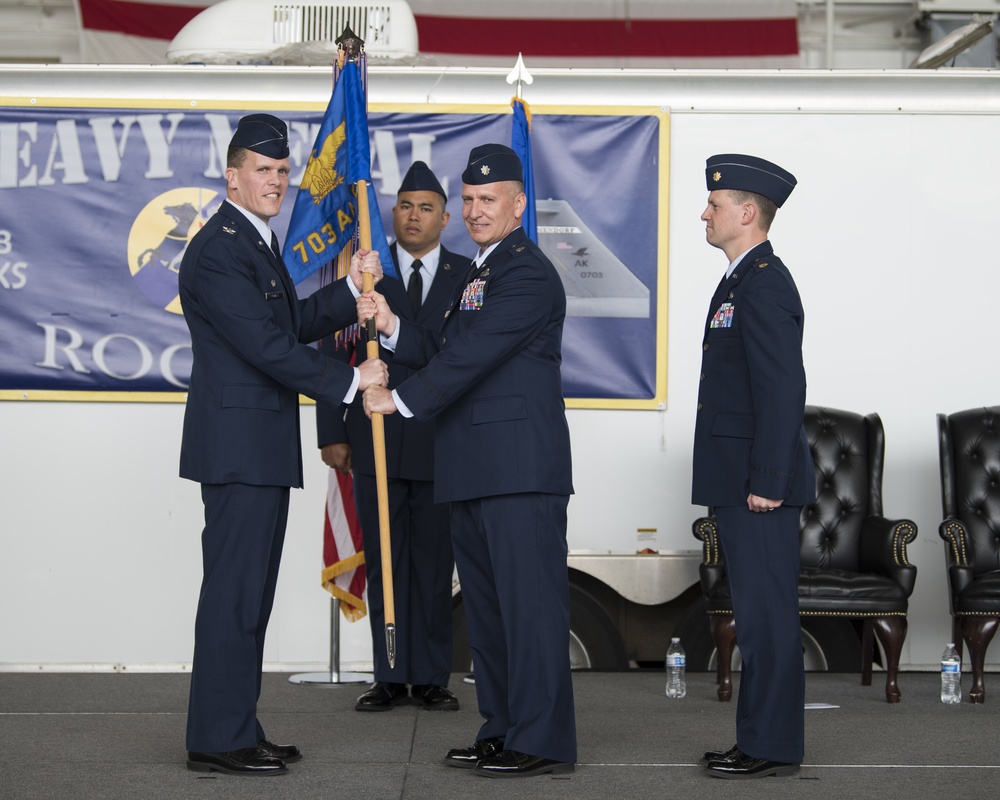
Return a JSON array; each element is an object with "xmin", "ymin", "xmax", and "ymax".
[
  {"xmin": 361, "ymin": 144, "xmax": 577, "ymax": 778},
  {"xmin": 316, "ymin": 161, "xmax": 468, "ymax": 712},
  {"xmin": 693, "ymin": 154, "xmax": 816, "ymax": 779},
  {"xmin": 178, "ymin": 113, "xmax": 387, "ymax": 776}
]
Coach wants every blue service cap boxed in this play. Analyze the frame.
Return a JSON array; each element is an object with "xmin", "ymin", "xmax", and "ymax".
[
  {"xmin": 229, "ymin": 113, "xmax": 289, "ymax": 159},
  {"xmin": 399, "ymin": 160, "xmax": 447, "ymax": 200},
  {"xmin": 705, "ymin": 154, "xmax": 796, "ymax": 207},
  {"xmin": 462, "ymin": 143, "xmax": 523, "ymax": 185}
]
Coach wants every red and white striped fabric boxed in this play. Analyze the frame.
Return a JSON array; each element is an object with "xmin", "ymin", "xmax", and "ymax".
[
  {"xmin": 320, "ymin": 469, "xmax": 367, "ymax": 622},
  {"xmin": 76, "ymin": 0, "xmax": 216, "ymax": 62},
  {"xmin": 411, "ymin": 0, "xmax": 799, "ymax": 68},
  {"xmin": 75, "ymin": 0, "xmax": 798, "ymax": 67}
]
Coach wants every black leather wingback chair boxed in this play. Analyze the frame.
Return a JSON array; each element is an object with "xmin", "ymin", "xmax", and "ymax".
[
  {"xmin": 692, "ymin": 406, "xmax": 918, "ymax": 703},
  {"xmin": 937, "ymin": 407, "xmax": 1000, "ymax": 703}
]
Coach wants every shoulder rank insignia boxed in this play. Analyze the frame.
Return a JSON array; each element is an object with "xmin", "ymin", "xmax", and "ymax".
[
  {"xmin": 514, "ymin": 245, "xmax": 526, "ymax": 253},
  {"xmin": 222, "ymin": 225, "xmax": 236, "ymax": 235},
  {"xmin": 758, "ymin": 262, "xmax": 769, "ymax": 269}
]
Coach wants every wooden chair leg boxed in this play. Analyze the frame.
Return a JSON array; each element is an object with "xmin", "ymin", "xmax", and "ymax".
[
  {"xmin": 711, "ymin": 614, "xmax": 737, "ymax": 702},
  {"xmin": 873, "ymin": 616, "xmax": 906, "ymax": 704},
  {"xmin": 861, "ymin": 619, "xmax": 874, "ymax": 686},
  {"xmin": 961, "ymin": 616, "xmax": 1000, "ymax": 704}
]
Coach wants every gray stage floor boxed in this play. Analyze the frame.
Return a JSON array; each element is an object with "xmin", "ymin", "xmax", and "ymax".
[{"xmin": 1, "ymin": 669, "xmax": 997, "ymax": 799}]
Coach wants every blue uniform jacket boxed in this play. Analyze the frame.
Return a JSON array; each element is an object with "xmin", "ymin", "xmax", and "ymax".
[
  {"xmin": 179, "ymin": 200, "xmax": 358, "ymax": 488},
  {"xmin": 692, "ymin": 240, "xmax": 815, "ymax": 507},
  {"xmin": 393, "ymin": 228, "xmax": 574, "ymax": 504},
  {"xmin": 315, "ymin": 242, "xmax": 470, "ymax": 480}
]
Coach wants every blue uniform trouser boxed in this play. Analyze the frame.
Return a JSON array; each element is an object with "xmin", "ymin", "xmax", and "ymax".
[
  {"xmin": 715, "ymin": 504, "xmax": 804, "ymax": 764},
  {"xmin": 354, "ymin": 473, "xmax": 453, "ymax": 686},
  {"xmin": 186, "ymin": 483, "xmax": 289, "ymax": 752},
  {"xmin": 451, "ymin": 492, "xmax": 577, "ymax": 764}
]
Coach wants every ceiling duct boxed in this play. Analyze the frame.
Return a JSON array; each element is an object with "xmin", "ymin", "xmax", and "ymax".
[{"xmin": 166, "ymin": 0, "xmax": 418, "ymax": 65}]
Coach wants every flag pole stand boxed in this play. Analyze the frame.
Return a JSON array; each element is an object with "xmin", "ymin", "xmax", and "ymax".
[{"xmin": 289, "ymin": 598, "xmax": 373, "ymax": 686}]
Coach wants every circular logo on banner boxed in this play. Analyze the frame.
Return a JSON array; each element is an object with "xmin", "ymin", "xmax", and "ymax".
[{"xmin": 127, "ymin": 188, "xmax": 219, "ymax": 314}]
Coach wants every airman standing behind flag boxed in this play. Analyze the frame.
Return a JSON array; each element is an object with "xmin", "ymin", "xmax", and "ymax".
[{"xmin": 317, "ymin": 160, "xmax": 468, "ymax": 712}]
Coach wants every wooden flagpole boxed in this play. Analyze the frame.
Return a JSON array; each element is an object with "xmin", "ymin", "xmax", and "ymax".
[
  {"xmin": 337, "ymin": 27, "xmax": 396, "ymax": 668},
  {"xmin": 356, "ymin": 179, "xmax": 396, "ymax": 669}
]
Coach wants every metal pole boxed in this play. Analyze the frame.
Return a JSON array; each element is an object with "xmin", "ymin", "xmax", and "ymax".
[
  {"xmin": 288, "ymin": 598, "xmax": 373, "ymax": 686},
  {"xmin": 826, "ymin": 0, "xmax": 835, "ymax": 69}
]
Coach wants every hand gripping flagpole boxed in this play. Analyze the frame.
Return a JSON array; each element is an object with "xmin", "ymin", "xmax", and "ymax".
[{"xmin": 338, "ymin": 28, "xmax": 396, "ymax": 669}]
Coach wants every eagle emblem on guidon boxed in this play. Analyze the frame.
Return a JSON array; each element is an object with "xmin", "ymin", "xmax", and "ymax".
[{"xmin": 301, "ymin": 121, "xmax": 348, "ymax": 205}]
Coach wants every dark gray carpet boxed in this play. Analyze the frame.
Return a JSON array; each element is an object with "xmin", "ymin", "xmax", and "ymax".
[{"xmin": 1, "ymin": 670, "xmax": 996, "ymax": 799}]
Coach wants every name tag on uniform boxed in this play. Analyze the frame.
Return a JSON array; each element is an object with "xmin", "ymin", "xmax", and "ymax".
[
  {"xmin": 710, "ymin": 302, "xmax": 734, "ymax": 328},
  {"xmin": 265, "ymin": 291, "xmax": 285, "ymax": 300},
  {"xmin": 460, "ymin": 279, "xmax": 486, "ymax": 311}
]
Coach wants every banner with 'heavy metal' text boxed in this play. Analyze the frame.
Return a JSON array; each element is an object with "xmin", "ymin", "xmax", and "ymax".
[{"xmin": 0, "ymin": 104, "xmax": 666, "ymax": 408}]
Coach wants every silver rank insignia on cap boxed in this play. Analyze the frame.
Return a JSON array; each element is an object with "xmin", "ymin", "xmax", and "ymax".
[
  {"xmin": 481, "ymin": 165, "xmax": 490, "ymax": 176},
  {"xmin": 713, "ymin": 171, "xmax": 722, "ymax": 182}
]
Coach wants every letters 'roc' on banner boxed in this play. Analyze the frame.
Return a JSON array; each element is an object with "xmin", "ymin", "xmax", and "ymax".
[{"xmin": 281, "ymin": 60, "xmax": 395, "ymax": 283}]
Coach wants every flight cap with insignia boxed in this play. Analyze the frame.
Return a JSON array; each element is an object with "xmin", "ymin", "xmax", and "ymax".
[
  {"xmin": 706, "ymin": 153, "xmax": 797, "ymax": 207},
  {"xmin": 399, "ymin": 160, "xmax": 447, "ymax": 200},
  {"xmin": 462, "ymin": 143, "xmax": 523, "ymax": 185},
  {"xmin": 230, "ymin": 113, "xmax": 289, "ymax": 159}
]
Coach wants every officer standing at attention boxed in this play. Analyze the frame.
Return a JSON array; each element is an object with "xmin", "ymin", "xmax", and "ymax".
[
  {"xmin": 361, "ymin": 144, "xmax": 576, "ymax": 778},
  {"xmin": 316, "ymin": 161, "xmax": 469, "ymax": 712},
  {"xmin": 178, "ymin": 113, "xmax": 387, "ymax": 776},
  {"xmin": 693, "ymin": 154, "xmax": 815, "ymax": 779}
]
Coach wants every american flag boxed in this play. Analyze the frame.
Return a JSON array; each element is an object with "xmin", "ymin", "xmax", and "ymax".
[
  {"xmin": 75, "ymin": 0, "xmax": 799, "ymax": 67},
  {"xmin": 320, "ymin": 469, "xmax": 367, "ymax": 622}
]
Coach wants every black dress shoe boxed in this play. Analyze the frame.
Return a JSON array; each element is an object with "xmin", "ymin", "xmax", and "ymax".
[
  {"xmin": 706, "ymin": 748, "xmax": 799, "ymax": 779},
  {"xmin": 257, "ymin": 738, "xmax": 302, "ymax": 763},
  {"xmin": 355, "ymin": 682, "xmax": 409, "ymax": 712},
  {"xmin": 444, "ymin": 737, "xmax": 504, "ymax": 769},
  {"xmin": 186, "ymin": 747, "xmax": 287, "ymax": 776},
  {"xmin": 411, "ymin": 684, "xmax": 460, "ymax": 710},
  {"xmin": 701, "ymin": 743, "xmax": 738, "ymax": 764},
  {"xmin": 474, "ymin": 749, "xmax": 575, "ymax": 778}
]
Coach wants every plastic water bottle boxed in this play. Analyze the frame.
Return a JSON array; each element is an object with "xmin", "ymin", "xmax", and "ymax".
[
  {"xmin": 665, "ymin": 637, "xmax": 686, "ymax": 698},
  {"xmin": 941, "ymin": 643, "xmax": 961, "ymax": 704}
]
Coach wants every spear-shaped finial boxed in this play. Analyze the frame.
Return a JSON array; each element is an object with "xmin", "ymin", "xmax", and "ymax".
[{"xmin": 506, "ymin": 52, "xmax": 534, "ymax": 100}]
